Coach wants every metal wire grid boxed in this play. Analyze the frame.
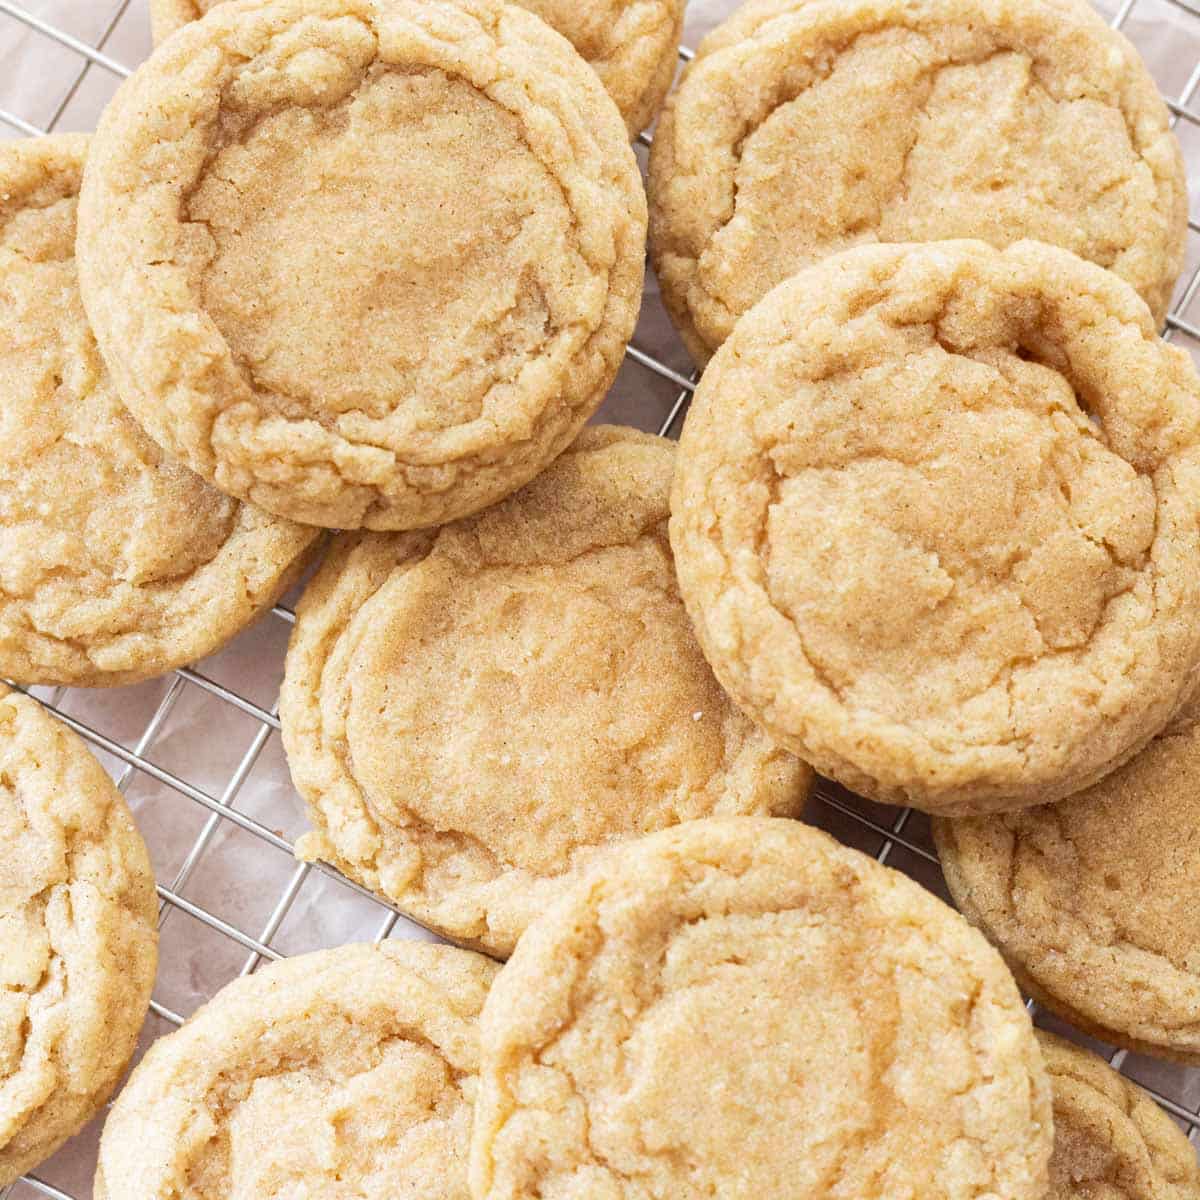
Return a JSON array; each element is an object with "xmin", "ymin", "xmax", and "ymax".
[{"xmin": 0, "ymin": 0, "xmax": 1199, "ymax": 1195}]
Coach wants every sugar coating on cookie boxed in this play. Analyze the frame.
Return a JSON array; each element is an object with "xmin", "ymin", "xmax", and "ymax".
[
  {"xmin": 470, "ymin": 816, "xmax": 1053, "ymax": 1200},
  {"xmin": 935, "ymin": 720, "xmax": 1200, "ymax": 1063},
  {"xmin": 519, "ymin": 0, "xmax": 684, "ymax": 136},
  {"xmin": 1036, "ymin": 1032, "xmax": 1200, "ymax": 1199},
  {"xmin": 648, "ymin": 0, "xmax": 1186, "ymax": 362},
  {"xmin": 0, "ymin": 135, "xmax": 317, "ymax": 686},
  {"xmin": 94, "ymin": 942, "xmax": 496, "ymax": 1200},
  {"xmin": 78, "ymin": 0, "xmax": 645, "ymax": 531},
  {"xmin": 671, "ymin": 239, "xmax": 1200, "ymax": 815},
  {"xmin": 1165, "ymin": 683, "xmax": 1200, "ymax": 735},
  {"xmin": 281, "ymin": 426, "xmax": 811, "ymax": 956},
  {"xmin": 0, "ymin": 687, "xmax": 157, "ymax": 1187},
  {"xmin": 147, "ymin": 0, "xmax": 684, "ymax": 138}
]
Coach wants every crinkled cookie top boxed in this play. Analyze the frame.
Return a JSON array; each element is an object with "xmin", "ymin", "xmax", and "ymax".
[
  {"xmin": 95, "ymin": 942, "xmax": 497, "ymax": 1200},
  {"xmin": 79, "ymin": 0, "xmax": 646, "ymax": 530},
  {"xmin": 936, "ymin": 721, "xmax": 1200, "ymax": 1062},
  {"xmin": 0, "ymin": 687, "xmax": 157, "ymax": 1187},
  {"xmin": 649, "ymin": 0, "xmax": 1186, "ymax": 361},
  {"xmin": 671, "ymin": 239, "xmax": 1200, "ymax": 815},
  {"xmin": 1037, "ymin": 1032, "xmax": 1200, "ymax": 1200},
  {"xmin": 0, "ymin": 134, "xmax": 316, "ymax": 686},
  {"xmin": 471, "ymin": 817, "xmax": 1053, "ymax": 1200},
  {"xmin": 148, "ymin": 0, "xmax": 685, "ymax": 137},
  {"xmin": 282, "ymin": 427, "xmax": 810, "ymax": 957}
]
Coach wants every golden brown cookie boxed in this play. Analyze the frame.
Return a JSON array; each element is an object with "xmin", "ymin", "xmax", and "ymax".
[
  {"xmin": 281, "ymin": 426, "xmax": 811, "ymax": 957},
  {"xmin": 671, "ymin": 239, "xmax": 1200, "ymax": 816},
  {"xmin": 470, "ymin": 816, "xmax": 1053, "ymax": 1200},
  {"xmin": 1037, "ymin": 1032, "xmax": 1200, "ymax": 1199},
  {"xmin": 0, "ymin": 134, "xmax": 317, "ymax": 686},
  {"xmin": 94, "ymin": 942, "xmax": 496, "ymax": 1200},
  {"xmin": 78, "ymin": 0, "xmax": 646, "ymax": 531},
  {"xmin": 148, "ymin": 0, "xmax": 685, "ymax": 138},
  {"xmin": 934, "ymin": 720, "xmax": 1200, "ymax": 1064},
  {"xmin": 1163, "ymin": 669, "xmax": 1200, "ymax": 736},
  {"xmin": 648, "ymin": 0, "xmax": 1187, "ymax": 362},
  {"xmin": 0, "ymin": 686, "xmax": 157, "ymax": 1187}
]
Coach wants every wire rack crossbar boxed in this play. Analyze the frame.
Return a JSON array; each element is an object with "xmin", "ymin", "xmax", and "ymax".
[{"xmin": 2, "ymin": 1, "xmax": 1199, "ymax": 1196}]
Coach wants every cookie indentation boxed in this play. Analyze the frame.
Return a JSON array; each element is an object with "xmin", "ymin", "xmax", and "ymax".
[
  {"xmin": 649, "ymin": 0, "xmax": 1186, "ymax": 361},
  {"xmin": 470, "ymin": 818, "xmax": 1053, "ymax": 1200},
  {"xmin": 78, "ymin": 0, "xmax": 646, "ymax": 530},
  {"xmin": 282, "ymin": 427, "xmax": 810, "ymax": 956},
  {"xmin": 670, "ymin": 240, "xmax": 1200, "ymax": 814}
]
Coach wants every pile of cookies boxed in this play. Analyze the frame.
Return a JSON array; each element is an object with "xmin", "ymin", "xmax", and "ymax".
[{"xmin": 2, "ymin": 0, "xmax": 1200, "ymax": 1195}]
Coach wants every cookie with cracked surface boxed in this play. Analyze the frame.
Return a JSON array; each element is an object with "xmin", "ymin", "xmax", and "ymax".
[
  {"xmin": 934, "ymin": 718, "xmax": 1200, "ymax": 1064},
  {"xmin": 148, "ymin": 0, "xmax": 685, "ymax": 138},
  {"xmin": 671, "ymin": 239, "xmax": 1200, "ymax": 815},
  {"xmin": 648, "ymin": 0, "xmax": 1187, "ymax": 363},
  {"xmin": 1037, "ymin": 1032, "xmax": 1200, "ymax": 1199},
  {"xmin": 78, "ymin": 0, "xmax": 646, "ymax": 531},
  {"xmin": 470, "ymin": 816, "xmax": 1053, "ymax": 1200},
  {"xmin": 0, "ymin": 686, "xmax": 157, "ymax": 1187},
  {"xmin": 281, "ymin": 426, "xmax": 811, "ymax": 958},
  {"xmin": 0, "ymin": 134, "xmax": 318, "ymax": 686},
  {"xmin": 94, "ymin": 941, "xmax": 496, "ymax": 1200}
]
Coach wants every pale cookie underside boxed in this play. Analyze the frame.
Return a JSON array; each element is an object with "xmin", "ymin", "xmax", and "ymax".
[
  {"xmin": 1038, "ymin": 1031, "xmax": 1200, "ymax": 1200},
  {"xmin": 0, "ymin": 687, "xmax": 157, "ymax": 1187},
  {"xmin": 0, "ymin": 134, "xmax": 317, "ymax": 686},
  {"xmin": 95, "ymin": 942, "xmax": 496, "ymax": 1200},
  {"xmin": 79, "ymin": 0, "xmax": 646, "ymax": 530},
  {"xmin": 934, "ymin": 724, "xmax": 1200, "ymax": 1063},
  {"xmin": 471, "ymin": 817, "xmax": 1052, "ymax": 1200},
  {"xmin": 282, "ymin": 428, "xmax": 810, "ymax": 957},
  {"xmin": 648, "ymin": 0, "xmax": 1186, "ymax": 361},
  {"xmin": 147, "ymin": 0, "xmax": 685, "ymax": 137},
  {"xmin": 670, "ymin": 239, "xmax": 1200, "ymax": 815}
]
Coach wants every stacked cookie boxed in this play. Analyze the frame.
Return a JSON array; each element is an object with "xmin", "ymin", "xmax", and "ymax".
[
  {"xmin": 2, "ymin": 0, "xmax": 684, "ymax": 1186},
  {"xmin": 2, "ymin": 0, "xmax": 1200, "ymax": 1194},
  {"xmin": 670, "ymin": 239, "xmax": 1200, "ymax": 814},
  {"xmin": 83, "ymin": 819, "xmax": 1200, "ymax": 1200},
  {"xmin": 645, "ymin": 0, "xmax": 1200, "ymax": 1192},
  {"xmin": 0, "ymin": 134, "xmax": 318, "ymax": 686},
  {"xmin": 648, "ymin": 0, "xmax": 1187, "ymax": 360},
  {"xmin": 279, "ymin": 426, "xmax": 811, "ymax": 956},
  {"xmin": 650, "ymin": 0, "xmax": 1200, "ymax": 1094},
  {"xmin": 76, "ymin": 0, "xmax": 649, "ymax": 531}
]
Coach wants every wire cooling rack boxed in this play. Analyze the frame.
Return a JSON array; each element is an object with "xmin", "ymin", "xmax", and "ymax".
[{"xmin": 2, "ymin": 0, "xmax": 1200, "ymax": 1195}]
